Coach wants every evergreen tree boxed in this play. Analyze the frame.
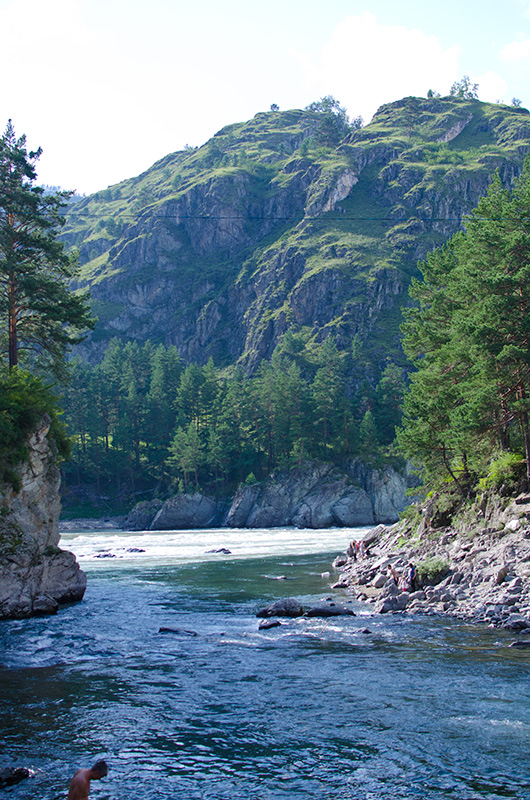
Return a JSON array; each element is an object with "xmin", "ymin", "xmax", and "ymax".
[{"xmin": 0, "ymin": 120, "xmax": 93, "ymax": 375}]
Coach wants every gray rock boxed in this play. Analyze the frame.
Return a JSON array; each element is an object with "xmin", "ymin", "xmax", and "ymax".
[
  {"xmin": 0, "ymin": 415, "xmax": 86, "ymax": 620},
  {"xmin": 151, "ymin": 493, "xmax": 220, "ymax": 530},
  {"xmin": 258, "ymin": 619, "xmax": 282, "ymax": 630},
  {"xmin": 256, "ymin": 598, "xmax": 304, "ymax": 618},
  {"xmin": 123, "ymin": 499, "xmax": 163, "ymax": 531},
  {"xmin": 372, "ymin": 572, "xmax": 387, "ymax": 589},
  {"xmin": 304, "ymin": 604, "xmax": 356, "ymax": 617},
  {"xmin": 225, "ymin": 460, "xmax": 410, "ymax": 528}
]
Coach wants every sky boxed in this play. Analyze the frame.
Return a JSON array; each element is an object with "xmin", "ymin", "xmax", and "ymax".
[{"xmin": 2, "ymin": 0, "xmax": 530, "ymax": 195}]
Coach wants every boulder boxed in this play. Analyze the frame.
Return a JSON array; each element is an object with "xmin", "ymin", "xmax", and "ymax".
[
  {"xmin": 258, "ymin": 619, "xmax": 282, "ymax": 630},
  {"xmin": 256, "ymin": 598, "xmax": 304, "ymax": 618},
  {"xmin": 150, "ymin": 493, "xmax": 221, "ymax": 530},
  {"xmin": 0, "ymin": 768, "xmax": 30, "ymax": 788},
  {"xmin": 304, "ymin": 604, "xmax": 355, "ymax": 617},
  {"xmin": 123, "ymin": 499, "xmax": 163, "ymax": 531}
]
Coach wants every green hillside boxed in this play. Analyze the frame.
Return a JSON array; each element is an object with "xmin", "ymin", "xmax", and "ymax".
[{"xmin": 63, "ymin": 96, "xmax": 530, "ymax": 376}]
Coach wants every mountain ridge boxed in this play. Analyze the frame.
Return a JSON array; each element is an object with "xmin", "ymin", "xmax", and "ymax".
[{"xmin": 63, "ymin": 96, "xmax": 530, "ymax": 377}]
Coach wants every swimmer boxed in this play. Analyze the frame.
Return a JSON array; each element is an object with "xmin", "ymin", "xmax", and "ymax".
[{"xmin": 67, "ymin": 760, "xmax": 108, "ymax": 800}]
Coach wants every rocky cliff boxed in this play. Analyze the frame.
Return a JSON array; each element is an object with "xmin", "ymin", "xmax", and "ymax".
[
  {"xmin": 0, "ymin": 417, "xmax": 86, "ymax": 619},
  {"xmin": 124, "ymin": 459, "xmax": 411, "ymax": 530},
  {"xmin": 63, "ymin": 97, "xmax": 530, "ymax": 377}
]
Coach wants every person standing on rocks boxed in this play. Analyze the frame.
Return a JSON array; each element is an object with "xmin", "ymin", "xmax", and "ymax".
[
  {"xmin": 387, "ymin": 564, "xmax": 399, "ymax": 585},
  {"xmin": 67, "ymin": 760, "xmax": 108, "ymax": 800},
  {"xmin": 408, "ymin": 563, "xmax": 417, "ymax": 592}
]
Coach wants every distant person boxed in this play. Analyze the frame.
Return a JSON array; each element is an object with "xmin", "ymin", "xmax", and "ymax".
[
  {"xmin": 67, "ymin": 760, "xmax": 108, "ymax": 800},
  {"xmin": 408, "ymin": 563, "xmax": 417, "ymax": 592},
  {"xmin": 387, "ymin": 564, "xmax": 399, "ymax": 585}
]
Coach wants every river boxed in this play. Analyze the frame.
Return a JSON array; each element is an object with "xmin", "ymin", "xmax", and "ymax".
[{"xmin": 1, "ymin": 526, "xmax": 529, "ymax": 800}]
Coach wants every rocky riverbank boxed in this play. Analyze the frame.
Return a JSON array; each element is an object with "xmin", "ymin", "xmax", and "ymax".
[
  {"xmin": 123, "ymin": 459, "xmax": 413, "ymax": 530},
  {"xmin": 334, "ymin": 492, "xmax": 530, "ymax": 632}
]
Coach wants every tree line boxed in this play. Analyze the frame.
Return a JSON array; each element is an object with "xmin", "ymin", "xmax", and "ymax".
[{"xmin": 60, "ymin": 335, "xmax": 406, "ymax": 504}]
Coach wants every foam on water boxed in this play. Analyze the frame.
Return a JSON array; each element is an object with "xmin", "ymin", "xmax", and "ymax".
[{"xmin": 61, "ymin": 525, "xmax": 365, "ymax": 568}]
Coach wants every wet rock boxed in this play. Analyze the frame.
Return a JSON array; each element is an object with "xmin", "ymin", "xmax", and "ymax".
[
  {"xmin": 304, "ymin": 604, "xmax": 356, "ymax": 618},
  {"xmin": 502, "ymin": 615, "xmax": 530, "ymax": 631},
  {"xmin": 32, "ymin": 594, "xmax": 59, "ymax": 616},
  {"xmin": 331, "ymin": 579, "xmax": 349, "ymax": 589},
  {"xmin": 206, "ymin": 548, "xmax": 232, "ymax": 555},
  {"xmin": 158, "ymin": 627, "xmax": 199, "ymax": 637},
  {"xmin": 256, "ymin": 598, "xmax": 304, "ymax": 618},
  {"xmin": 258, "ymin": 619, "xmax": 282, "ymax": 630},
  {"xmin": 509, "ymin": 640, "xmax": 530, "ymax": 648},
  {"xmin": 0, "ymin": 768, "xmax": 30, "ymax": 788}
]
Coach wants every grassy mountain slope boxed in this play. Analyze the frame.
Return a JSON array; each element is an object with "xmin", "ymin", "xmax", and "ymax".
[{"xmin": 63, "ymin": 97, "xmax": 530, "ymax": 376}]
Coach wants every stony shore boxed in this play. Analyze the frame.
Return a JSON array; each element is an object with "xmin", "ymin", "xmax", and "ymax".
[{"xmin": 334, "ymin": 493, "xmax": 530, "ymax": 632}]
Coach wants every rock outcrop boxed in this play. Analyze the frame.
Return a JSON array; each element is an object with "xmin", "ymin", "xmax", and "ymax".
[
  {"xmin": 125, "ymin": 459, "xmax": 411, "ymax": 531},
  {"xmin": 224, "ymin": 460, "xmax": 410, "ymax": 529},
  {"xmin": 149, "ymin": 492, "xmax": 224, "ymax": 530},
  {"xmin": 0, "ymin": 417, "xmax": 86, "ymax": 620}
]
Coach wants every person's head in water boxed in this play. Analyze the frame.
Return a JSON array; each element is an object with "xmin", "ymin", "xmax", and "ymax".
[{"xmin": 91, "ymin": 761, "xmax": 108, "ymax": 779}]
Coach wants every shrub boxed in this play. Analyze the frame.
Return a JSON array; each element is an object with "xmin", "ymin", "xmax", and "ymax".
[
  {"xmin": 478, "ymin": 452, "xmax": 525, "ymax": 492},
  {"xmin": 0, "ymin": 369, "xmax": 69, "ymax": 490},
  {"xmin": 416, "ymin": 556, "xmax": 450, "ymax": 586}
]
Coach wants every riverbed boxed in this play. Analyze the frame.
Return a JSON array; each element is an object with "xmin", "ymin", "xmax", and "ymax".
[{"xmin": 1, "ymin": 526, "xmax": 529, "ymax": 800}]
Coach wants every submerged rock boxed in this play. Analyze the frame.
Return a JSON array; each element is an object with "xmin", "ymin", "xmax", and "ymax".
[
  {"xmin": 158, "ymin": 627, "xmax": 199, "ymax": 637},
  {"xmin": 256, "ymin": 598, "xmax": 304, "ymax": 618},
  {"xmin": 258, "ymin": 619, "xmax": 282, "ymax": 630},
  {"xmin": 304, "ymin": 604, "xmax": 356, "ymax": 618}
]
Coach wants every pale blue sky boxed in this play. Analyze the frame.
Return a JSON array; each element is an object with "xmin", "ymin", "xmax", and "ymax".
[{"xmin": 1, "ymin": 0, "xmax": 529, "ymax": 193}]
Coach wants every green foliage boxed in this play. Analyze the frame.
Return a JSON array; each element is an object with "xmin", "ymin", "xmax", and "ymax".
[
  {"xmin": 0, "ymin": 120, "xmax": 94, "ymax": 377},
  {"xmin": 449, "ymin": 76, "xmax": 479, "ymax": 100},
  {"xmin": 416, "ymin": 556, "xmax": 450, "ymax": 585},
  {"xmin": 59, "ymin": 334, "xmax": 404, "ymax": 505},
  {"xmin": 398, "ymin": 159, "xmax": 530, "ymax": 494},
  {"xmin": 0, "ymin": 369, "xmax": 69, "ymax": 489},
  {"xmin": 478, "ymin": 452, "xmax": 525, "ymax": 492}
]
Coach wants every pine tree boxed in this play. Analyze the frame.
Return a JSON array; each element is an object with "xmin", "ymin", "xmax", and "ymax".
[{"xmin": 0, "ymin": 120, "xmax": 93, "ymax": 375}]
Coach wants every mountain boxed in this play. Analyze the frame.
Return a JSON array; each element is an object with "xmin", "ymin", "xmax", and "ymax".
[{"xmin": 63, "ymin": 96, "xmax": 530, "ymax": 375}]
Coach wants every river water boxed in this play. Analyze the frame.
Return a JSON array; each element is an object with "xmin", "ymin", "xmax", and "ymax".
[{"xmin": 1, "ymin": 526, "xmax": 530, "ymax": 800}]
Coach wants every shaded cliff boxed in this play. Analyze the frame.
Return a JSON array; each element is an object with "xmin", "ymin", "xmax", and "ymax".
[
  {"xmin": 0, "ymin": 416, "xmax": 86, "ymax": 619},
  {"xmin": 124, "ymin": 459, "xmax": 412, "ymax": 531},
  {"xmin": 63, "ymin": 96, "xmax": 530, "ymax": 375}
]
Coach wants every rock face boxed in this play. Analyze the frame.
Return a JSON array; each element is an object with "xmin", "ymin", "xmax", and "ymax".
[
  {"xmin": 63, "ymin": 98, "xmax": 530, "ymax": 375},
  {"xmin": 150, "ymin": 493, "xmax": 224, "ymax": 530},
  {"xmin": 224, "ymin": 460, "xmax": 410, "ymax": 528},
  {"xmin": 126, "ymin": 459, "xmax": 410, "ymax": 531},
  {"xmin": 0, "ymin": 417, "xmax": 86, "ymax": 620}
]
